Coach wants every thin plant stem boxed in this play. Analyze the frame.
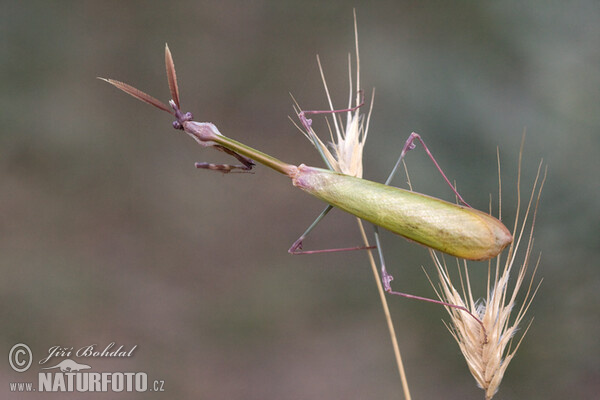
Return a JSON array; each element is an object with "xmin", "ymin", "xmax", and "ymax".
[{"xmin": 356, "ymin": 218, "xmax": 411, "ymax": 400}]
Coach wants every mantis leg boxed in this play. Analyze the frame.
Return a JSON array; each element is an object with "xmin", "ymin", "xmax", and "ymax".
[
  {"xmin": 297, "ymin": 90, "xmax": 364, "ymax": 133},
  {"xmin": 375, "ymin": 132, "xmax": 462, "ymax": 287},
  {"xmin": 289, "ymin": 205, "xmax": 376, "ymax": 254},
  {"xmin": 374, "ymin": 136, "xmax": 487, "ymax": 332},
  {"xmin": 376, "ymin": 132, "xmax": 461, "ymax": 287},
  {"xmin": 290, "ymin": 91, "xmax": 375, "ymax": 255},
  {"xmin": 385, "ymin": 132, "xmax": 471, "ymax": 208},
  {"xmin": 195, "ymin": 145, "xmax": 255, "ymax": 173},
  {"xmin": 374, "ymin": 225, "xmax": 486, "ymax": 336}
]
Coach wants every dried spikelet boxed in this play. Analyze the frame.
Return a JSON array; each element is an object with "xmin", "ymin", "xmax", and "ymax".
[
  {"xmin": 292, "ymin": 13, "xmax": 374, "ymax": 178},
  {"xmin": 429, "ymin": 146, "xmax": 546, "ymax": 400}
]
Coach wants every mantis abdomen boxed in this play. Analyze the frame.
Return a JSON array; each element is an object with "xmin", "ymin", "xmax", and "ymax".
[{"xmin": 292, "ymin": 165, "xmax": 512, "ymax": 261}]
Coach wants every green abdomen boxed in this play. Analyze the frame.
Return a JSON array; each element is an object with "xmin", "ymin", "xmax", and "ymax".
[{"xmin": 292, "ymin": 165, "xmax": 512, "ymax": 260}]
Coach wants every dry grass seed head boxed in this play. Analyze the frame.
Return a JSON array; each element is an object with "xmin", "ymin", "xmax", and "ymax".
[
  {"xmin": 430, "ymin": 147, "xmax": 545, "ymax": 400},
  {"xmin": 291, "ymin": 15, "xmax": 374, "ymax": 178}
]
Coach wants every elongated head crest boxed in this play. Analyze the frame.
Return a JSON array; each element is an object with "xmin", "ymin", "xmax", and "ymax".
[{"xmin": 100, "ymin": 43, "xmax": 194, "ymax": 133}]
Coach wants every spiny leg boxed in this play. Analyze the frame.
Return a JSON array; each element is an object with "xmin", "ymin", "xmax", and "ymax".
[
  {"xmin": 195, "ymin": 162, "xmax": 253, "ymax": 173},
  {"xmin": 195, "ymin": 145, "xmax": 255, "ymax": 173}
]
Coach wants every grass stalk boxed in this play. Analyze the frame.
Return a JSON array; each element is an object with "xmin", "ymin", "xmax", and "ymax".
[{"xmin": 357, "ymin": 219, "xmax": 411, "ymax": 400}]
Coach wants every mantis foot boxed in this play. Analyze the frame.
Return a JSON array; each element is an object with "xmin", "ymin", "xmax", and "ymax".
[{"xmin": 382, "ymin": 271, "xmax": 394, "ymax": 292}]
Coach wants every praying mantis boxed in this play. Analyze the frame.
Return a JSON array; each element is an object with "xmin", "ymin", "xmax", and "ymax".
[{"xmin": 100, "ymin": 44, "xmax": 512, "ymax": 294}]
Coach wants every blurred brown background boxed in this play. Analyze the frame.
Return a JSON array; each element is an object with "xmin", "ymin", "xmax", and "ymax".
[{"xmin": 1, "ymin": 1, "xmax": 598, "ymax": 399}]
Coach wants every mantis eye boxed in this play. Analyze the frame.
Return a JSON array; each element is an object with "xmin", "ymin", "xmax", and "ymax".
[
  {"xmin": 184, "ymin": 112, "xmax": 193, "ymax": 120},
  {"xmin": 172, "ymin": 121, "xmax": 183, "ymax": 130}
]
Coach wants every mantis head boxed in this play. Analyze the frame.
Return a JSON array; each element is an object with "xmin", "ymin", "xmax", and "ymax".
[
  {"xmin": 99, "ymin": 44, "xmax": 257, "ymax": 173},
  {"xmin": 99, "ymin": 44, "xmax": 197, "ymax": 132}
]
